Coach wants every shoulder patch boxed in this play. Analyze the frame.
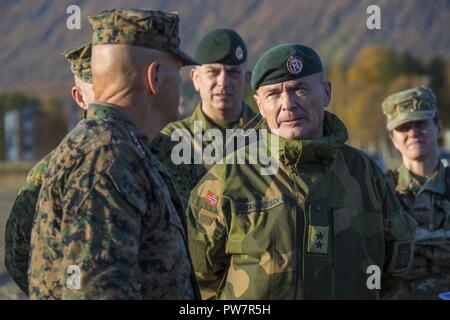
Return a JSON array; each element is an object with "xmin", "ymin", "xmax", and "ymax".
[{"xmin": 204, "ymin": 191, "xmax": 219, "ymax": 207}]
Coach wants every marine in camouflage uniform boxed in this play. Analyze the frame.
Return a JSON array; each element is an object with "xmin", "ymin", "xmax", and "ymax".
[
  {"xmin": 382, "ymin": 86, "xmax": 450, "ymax": 299},
  {"xmin": 187, "ymin": 44, "xmax": 416, "ymax": 300},
  {"xmin": 28, "ymin": 8, "xmax": 199, "ymax": 299},
  {"xmin": 4, "ymin": 43, "xmax": 92, "ymax": 295},
  {"xmin": 156, "ymin": 29, "xmax": 256, "ymax": 208}
]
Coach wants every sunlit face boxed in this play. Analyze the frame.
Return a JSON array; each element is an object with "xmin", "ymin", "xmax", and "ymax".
[
  {"xmin": 391, "ymin": 119, "xmax": 441, "ymax": 161},
  {"xmin": 254, "ymin": 73, "xmax": 331, "ymax": 140},
  {"xmin": 191, "ymin": 63, "xmax": 248, "ymax": 113}
]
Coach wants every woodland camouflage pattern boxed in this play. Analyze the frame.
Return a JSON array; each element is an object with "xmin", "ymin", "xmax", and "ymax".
[
  {"xmin": 391, "ymin": 162, "xmax": 450, "ymax": 299},
  {"xmin": 4, "ymin": 152, "xmax": 53, "ymax": 294},
  {"xmin": 187, "ymin": 111, "xmax": 417, "ymax": 299},
  {"xmin": 28, "ymin": 103, "xmax": 198, "ymax": 299},
  {"xmin": 160, "ymin": 102, "xmax": 256, "ymax": 209}
]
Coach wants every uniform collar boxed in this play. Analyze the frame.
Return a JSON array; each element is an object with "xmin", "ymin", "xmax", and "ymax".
[
  {"xmin": 277, "ymin": 111, "xmax": 348, "ymax": 168},
  {"xmin": 86, "ymin": 102, "xmax": 146, "ymax": 139},
  {"xmin": 396, "ymin": 161, "xmax": 447, "ymax": 195},
  {"xmin": 192, "ymin": 102, "xmax": 255, "ymax": 131},
  {"xmin": 87, "ymin": 102, "xmax": 133, "ymax": 125}
]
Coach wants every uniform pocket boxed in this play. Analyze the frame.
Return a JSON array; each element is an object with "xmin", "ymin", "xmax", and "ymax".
[
  {"xmin": 195, "ymin": 207, "xmax": 226, "ymax": 241},
  {"xmin": 221, "ymin": 195, "xmax": 298, "ymax": 299},
  {"xmin": 227, "ymin": 195, "xmax": 288, "ymax": 255}
]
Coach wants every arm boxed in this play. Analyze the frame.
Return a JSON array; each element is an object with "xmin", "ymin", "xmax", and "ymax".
[
  {"xmin": 186, "ymin": 200, "xmax": 228, "ymax": 300},
  {"xmin": 59, "ymin": 160, "xmax": 147, "ymax": 299},
  {"xmin": 379, "ymin": 174, "xmax": 417, "ymax": 298},
  {"xmin": 5, "ymin": 187, "xmax": 38, "ymax": 294},
  {"xmin": 4, "ymin": 153, "xmax": 52, "ymax": 295}
]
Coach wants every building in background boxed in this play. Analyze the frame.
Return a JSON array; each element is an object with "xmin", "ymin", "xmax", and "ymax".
[{"xmin": 0, "ymin": 97, "xmax": 79, "ymax": 162}]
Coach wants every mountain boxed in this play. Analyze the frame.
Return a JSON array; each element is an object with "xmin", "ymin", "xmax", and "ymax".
[{"xmin": 0, "ymin": 0, "xmax": 449, "ymax": 96}]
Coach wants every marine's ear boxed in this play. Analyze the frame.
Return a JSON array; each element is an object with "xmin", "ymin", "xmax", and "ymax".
[{"xmin": 146, "ymin": 61, "xmax": 161, "ymax": 94}]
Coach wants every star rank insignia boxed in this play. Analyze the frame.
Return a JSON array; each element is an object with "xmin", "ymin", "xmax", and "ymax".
[{"xmin": 307, "ymin": 225, "xmax": 329, "ymax": 255}]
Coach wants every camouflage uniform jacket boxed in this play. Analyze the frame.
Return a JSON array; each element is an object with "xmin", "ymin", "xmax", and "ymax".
[
  {"xmin": 4, "ymin": 152, "xmax": 53, "ymax": 294},
  {"xmin": 157, "ymin": 102, "xmax": 256, "ymax": 209},
  {"xmin": 187, "ymin": 111, "xmax": 416, "ymax": 299},
  {"xmin": 4, "ymin": 136, "xmax": 182, "ymax": 296},
  {"xmin": 392, "ymin": 162, "xmax": 450, "ymax": 298},
  {"xmin": 28, "ymin": 103, "xmax": 199, "ymax": 299}
]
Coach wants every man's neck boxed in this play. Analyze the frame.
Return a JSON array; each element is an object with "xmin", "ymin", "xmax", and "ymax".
[
  {"xmin": 403, "ymin": 152, "xmax": 440, "ymax": 178},
  {"xmin": 100, "ymin": 96, "xmax": 162, "ymax": 142},
  {"xmin": 202, "ymin": 103, "xmax": 243, "ymax": 123}
]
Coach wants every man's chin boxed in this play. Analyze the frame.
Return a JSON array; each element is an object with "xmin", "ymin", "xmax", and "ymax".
[
  {"xmin": 273, "ymin": 128, "xmax": 304, "ymax": 140},
  {"xmin": 212, "ymin": 102, "xmax": 234, "ymax": 110}
]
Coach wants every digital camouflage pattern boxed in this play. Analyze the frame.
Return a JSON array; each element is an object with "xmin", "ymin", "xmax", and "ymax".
[
  {"xmin": 4, "ymin": 152, "xmax": 53, "ymax": 294},
  {"xmin": 390, "ymin": 162, "xmax": 450, "ymax": 299},
  {"xmin": 159, "ymin": 102, "xmax": 256, "ymax": 209},
  {"xmin": 187, "ymin": 111, "xmax": 417, "ymax": 299},
  {"xmin": 28, "ymin": 103, "xmax": 198, "ymax": 299},
  {"xmin": 4, "ymin": 42, "xmax": 92, "ymax": 295},
  {"xmin": 88, "ymin": 8, "xmax": 198, "ymax": 66},
  {"xmin": 382, "ymin": 86, "xmax": 437, "ymax": 131},
  {"xmin": 4, "ymin": 133, "xmax": 192, "ymax": 296},
  {"xmin": 63, "ymin": 43, "xmax": 92, "ymax": 83}
]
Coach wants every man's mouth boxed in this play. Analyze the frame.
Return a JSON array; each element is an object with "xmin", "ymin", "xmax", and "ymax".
[
  {"xmin": 280, "ymin": 116, "xmax": 304, "ymax": 125},
  {"xmin": 214, "ymin": 93, "xmax": 232, "ymax": 98}
]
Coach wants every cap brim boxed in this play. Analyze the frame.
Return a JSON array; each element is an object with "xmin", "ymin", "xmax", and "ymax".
[
  {"xmin": 388, "ymin": 110, "xmax": 435, "ymax": 131},
  {"xmin": 170, "ymin": 48, "xmax": 199, "ymax": 66}
]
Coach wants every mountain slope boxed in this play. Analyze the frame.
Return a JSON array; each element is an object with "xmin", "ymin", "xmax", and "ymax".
[{"xmin": 0, "ymin": 0, "xmax": 449, "ymax": 95}]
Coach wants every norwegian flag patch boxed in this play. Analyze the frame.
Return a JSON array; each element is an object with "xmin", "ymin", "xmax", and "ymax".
[{"xmin": 204, "ymin": 191, "xmax": 219, "ymax": 206}]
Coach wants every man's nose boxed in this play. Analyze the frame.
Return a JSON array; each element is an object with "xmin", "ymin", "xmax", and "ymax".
[
  {"xmin": 281, "ymin": 92, "xmax": 295, "ymax": 110},
  {"xmin": 216, "ymin": 70, "xmax": 230, "ymax": 87}
]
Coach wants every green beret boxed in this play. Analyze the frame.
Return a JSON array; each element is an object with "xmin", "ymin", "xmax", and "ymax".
[
  {"xmin": 88, "ymin": 8, "xmax": 198, "ymax": 66},
  {"xmin": 62, "ymin": 43, "xmax": 92, "ymax": 84},
  {"xmin": 195, "ymin": 29, "xmax": 247, "ymax": 65},
  {"xmin": 251, "ymin": 43, "xmax": 323, "ymax": 91},
  {"xmin": 382, "ymin": 86, "xmax": 437, "ymax": 131}
]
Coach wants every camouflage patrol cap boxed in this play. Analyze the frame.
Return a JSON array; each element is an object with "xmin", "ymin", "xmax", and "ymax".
[
  {"xmin": 195, "ymin": 29, "xmax": 247, "ymax": 65},
  {"xmin": 88, "ymin": 8, "xmax": 198, "ymax": 66},
  {"xmin": 62, "ymin": 43, "xmax": 92, "ymax": 84},
  {"xmin": 382, "ymin": 86, "xmax": 437, "ymax": 131},
  {"xmin": 251, "ymin": 43, "xmax": 323, "ymax": 91}
]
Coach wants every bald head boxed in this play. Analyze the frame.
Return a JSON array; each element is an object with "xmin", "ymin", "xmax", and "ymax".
[
  {"xmin": 91, "ymin": 44, "xmax": 183, "ymax": 139},
  {"xmin": 92, "ymin": 44, "xmax": 160, "ymax": 102}
]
